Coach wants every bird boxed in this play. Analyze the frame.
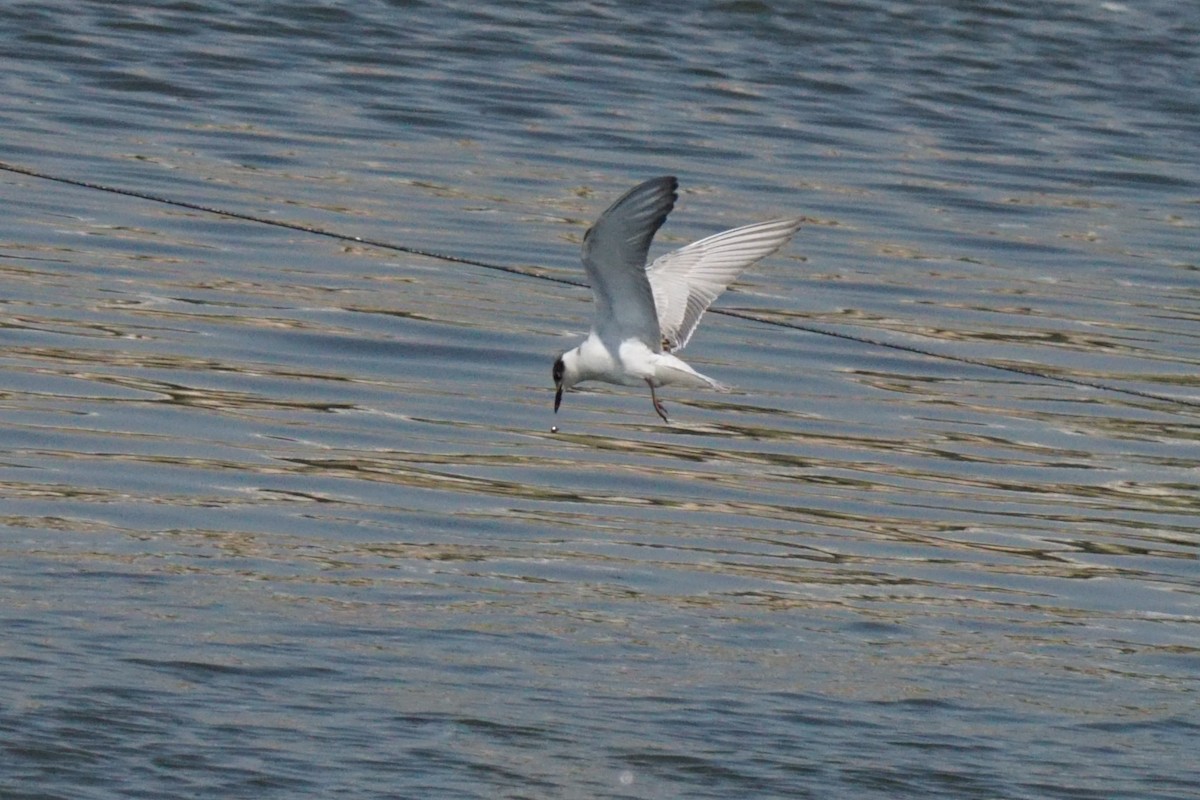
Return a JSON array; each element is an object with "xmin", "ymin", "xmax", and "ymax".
[{"xmin": 552, "ymin": 176, "xmax": 801, "ymax": 424}]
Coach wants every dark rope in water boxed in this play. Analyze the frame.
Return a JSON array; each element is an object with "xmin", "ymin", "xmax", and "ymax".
[{"xmin": 3, "ymin": 160, "xmax": 1197, "ymax": 412}]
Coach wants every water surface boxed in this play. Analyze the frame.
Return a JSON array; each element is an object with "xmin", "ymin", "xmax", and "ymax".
[{"xmin": 1, "ymin": 1, "xmax": 1197, "ymax": 798}]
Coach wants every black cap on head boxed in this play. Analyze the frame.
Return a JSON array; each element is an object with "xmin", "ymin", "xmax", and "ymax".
[{"xmin": 553, "ymin": 356, "xmax": 565, "ymax": 413}]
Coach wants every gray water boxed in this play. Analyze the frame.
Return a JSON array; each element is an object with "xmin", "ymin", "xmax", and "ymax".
[{"xmin": 2, "ymin": 1, "xmax": 1198, "ymax": 798}]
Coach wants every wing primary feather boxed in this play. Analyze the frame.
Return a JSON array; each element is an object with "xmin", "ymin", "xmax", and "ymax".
[
  {"xmin": 581, "ymin": 176, "xmax": 679, "ymax": 349},
  {"xmin": 648, "ymin": 216, "xmax": 801, "ymax": 351}
]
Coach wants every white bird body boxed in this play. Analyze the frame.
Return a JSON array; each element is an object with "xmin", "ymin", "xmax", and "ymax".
[
  {"xmin": 553, "ymin": 176, "xmax": 801, "ymax": 422},
  {"xmin": 560, "ymin": 332, "xmax": 722, "ymax": 389}
]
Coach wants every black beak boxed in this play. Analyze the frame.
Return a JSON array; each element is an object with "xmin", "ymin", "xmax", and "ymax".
[{"xmin": 554, "ymin": 384, "xmax": 563, "ymax": 413}]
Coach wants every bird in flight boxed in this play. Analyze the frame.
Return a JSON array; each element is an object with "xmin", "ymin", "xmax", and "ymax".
[{"xmin": 552, "ymin": 176, "xmax": 801, "ymax": 424}]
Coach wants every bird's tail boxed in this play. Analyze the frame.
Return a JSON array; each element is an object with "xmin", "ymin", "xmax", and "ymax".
[
  {"xmin": 704, "ymin": 375, "xmax": 733, "ymax": 393},
  {"xmin": 655, "ymin": 354, "xmax": 732, "ymax": 392}
]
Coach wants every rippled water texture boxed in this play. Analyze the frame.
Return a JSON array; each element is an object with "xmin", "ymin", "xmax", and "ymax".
[{"xmin": 1, "ymin": 1, "xmax": 1198, "ymax": 798}]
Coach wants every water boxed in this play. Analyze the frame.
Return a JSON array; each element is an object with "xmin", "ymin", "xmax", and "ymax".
[{"xmin": 1, "ymin": 1, "xmax": 1198, "ymax": 797}]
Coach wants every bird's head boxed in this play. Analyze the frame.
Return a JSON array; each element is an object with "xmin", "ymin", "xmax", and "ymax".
[{"xmin": 552, "ymin": 349, "xmax": 581, "ymax": 413}]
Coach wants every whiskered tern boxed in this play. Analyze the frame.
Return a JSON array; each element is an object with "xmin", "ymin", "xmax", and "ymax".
[{"xmin": 552, "ymin": 176, "xmax": 801, "ymax": 424}]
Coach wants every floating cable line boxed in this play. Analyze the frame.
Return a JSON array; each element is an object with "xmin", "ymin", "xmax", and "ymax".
[
  {"xmin": 3, "ymin": 159, "xmax": 1197, "ymax": 412},
  {"xmin": 0, "ymin": 160, "xmax": 554, "ymax": 282}
]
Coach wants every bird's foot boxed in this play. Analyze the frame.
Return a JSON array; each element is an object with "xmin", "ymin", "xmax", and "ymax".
[{"xmin": 646, "ymin": 379, "xmax": 670, "ymax": 423}]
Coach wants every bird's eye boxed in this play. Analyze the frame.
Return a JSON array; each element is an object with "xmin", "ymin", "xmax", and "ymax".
[{"xmin": 552, "ymin": 358, "xmax": 564, "ymax": 383}]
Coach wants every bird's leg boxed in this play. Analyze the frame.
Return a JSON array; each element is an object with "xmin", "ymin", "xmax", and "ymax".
[{"xmin": 645, "ymin": 379, "xmax": 670, "ymax": 423}]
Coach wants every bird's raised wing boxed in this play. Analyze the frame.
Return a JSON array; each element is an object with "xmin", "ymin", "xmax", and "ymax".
[
  {"xmin": 647, "ymin": 217, "xmax": 801, "ymax": 351},
  {"xmin": 582, "ymin": 176, "xmax": 677, "ymax": 349}
]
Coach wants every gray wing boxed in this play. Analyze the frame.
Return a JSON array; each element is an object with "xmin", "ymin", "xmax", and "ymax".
[
  {"xmin": 581, "ymin": 176, "xmax": 678, "ymax": 349},
  {"xmin": 647, "ymin": 217, "xmax": 802, "ymax": 351}
]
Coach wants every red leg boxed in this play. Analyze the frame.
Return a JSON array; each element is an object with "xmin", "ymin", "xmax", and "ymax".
[{"xmin": 645, "ymin": 379, "xmax": 670, "ymax": 423}]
